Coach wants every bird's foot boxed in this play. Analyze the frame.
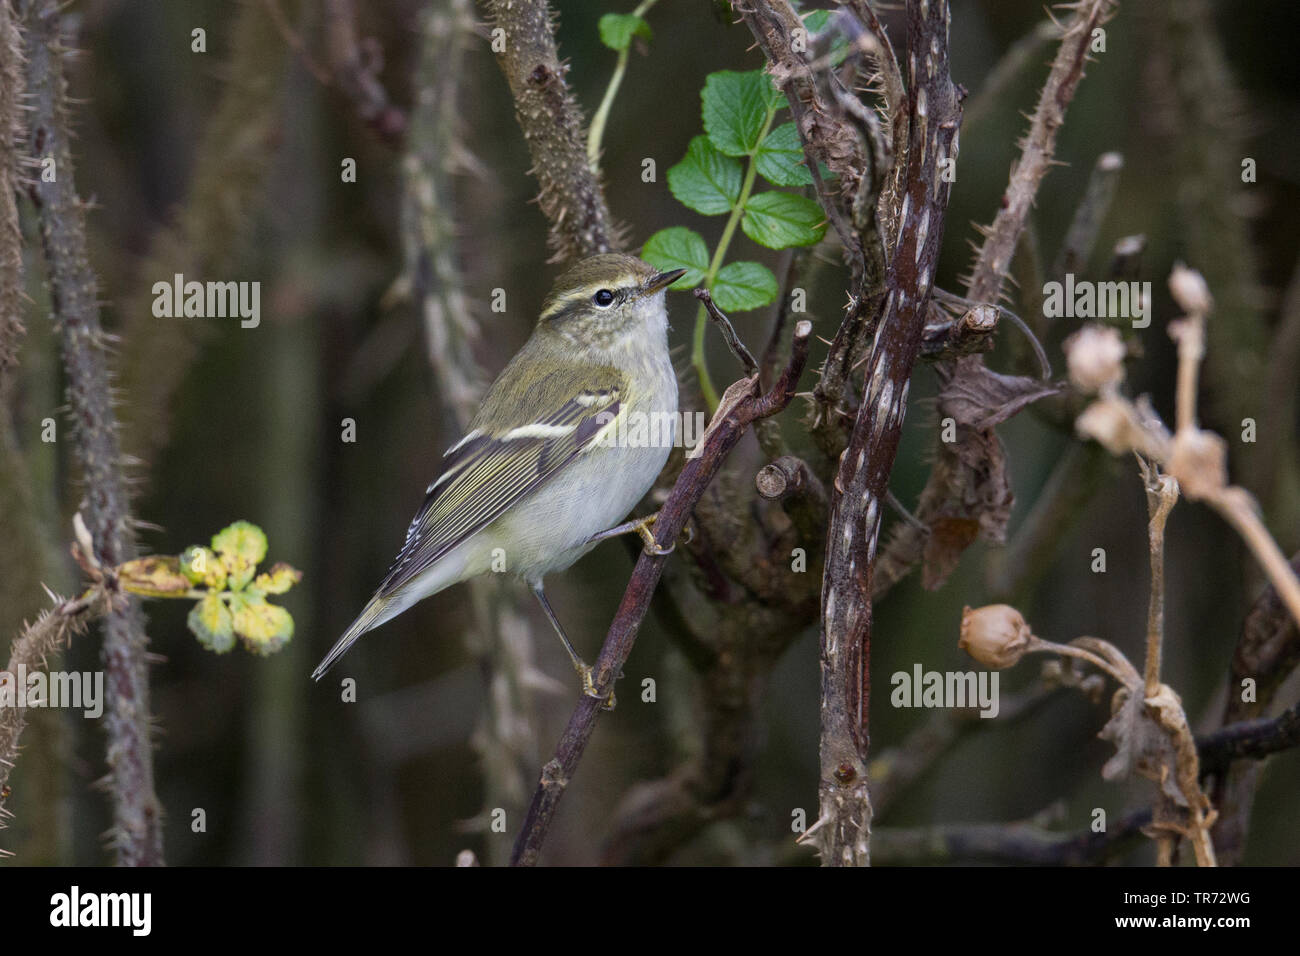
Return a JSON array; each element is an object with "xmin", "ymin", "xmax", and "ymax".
[
  {"xmin": 587, "ymin": 512, "xmax": 675, "ymax": 555},
  {"xmin": 576, "ymin": 661, "xmax": 617, "ymax": 711},
  {"xmin": 632, "ymin": 514, "xmax": 673, "ymax": 556}
]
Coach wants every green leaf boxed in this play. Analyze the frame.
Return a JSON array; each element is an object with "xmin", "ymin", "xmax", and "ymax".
[
  {"xmin": 642, "ymin": 227, "xmax": 710, "ymax": 288},
  {"xmin": 801, "ymin": 8, "xmax": 830, "ymax": 29},
  {"xmin": 598, "ymin": 12, "xmax": 652, "ymax": 51},
  {"xmin": 741, "ymin": 191, "xmax": 827, "ymax": 249},
  {"xmin": 667, "ymin": 136, "xmax": 743, "ymax": 215},
  {"xmin": 755, "ymin": 122, "xmax": 813, "ymax": 187},
  {"xmin": 212, "ymin": 520, "xmax": 267, "ymax": 569},
  {"xmin": 702, "ymin": 70, "xmax": 782, "ymax": 157},
  {"xmin": 231, "ymin": 593, "xmax": 294, "ymax": 656},
  {"xmin": 801, "ymin": 9, "xmax": 850, "ymax": 66},
  {"xmin": 712, "ymin": 261, "xmax": 779, "ymax": 312},
  {"xmin": 180, "ymin": 545, "xmax": 226, "ymax": 589},
  {"xmin": 212, "ymin": 520, "xmax": 267, "ymax": 590},
  {"xmin": 188, "ymin": 593, "xmax": 235, "ymax": 654},
  {"xmin": 253, "ymin": 562, "xmax": 303, "ymax": 595}
]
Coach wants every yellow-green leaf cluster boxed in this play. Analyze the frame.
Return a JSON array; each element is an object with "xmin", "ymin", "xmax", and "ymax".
[{"xmin": 111, "ymin": 520, "xmax": 302, "ymax": 659}]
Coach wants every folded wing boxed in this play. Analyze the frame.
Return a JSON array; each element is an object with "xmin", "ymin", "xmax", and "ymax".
[{"xmin": 376, "ymin": 368, "xmax": 625, "ymax": 598}]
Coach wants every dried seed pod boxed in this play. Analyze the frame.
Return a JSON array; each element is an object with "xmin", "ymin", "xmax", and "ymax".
[
  {"xmin": 960, "ymin": 604, "xmax": 1033, "ymax": 669},
  {"xmin": 1168, "ymin": 262, "xmax": 1213, "ymax": 315},
  {"xmin": 1076, "ymin": 397, "xmax": 1142, "ymax": 454},
  {"xmin": 1167, "ymin": 428, "xmax": 1228, "ymax": 500},
  {"xmin": 1064, "ymin": 324, "xmax": 1126, "ymax": 393}
]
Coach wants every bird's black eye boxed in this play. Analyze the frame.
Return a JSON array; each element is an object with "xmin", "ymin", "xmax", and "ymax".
[{"xmin": 593, "ymin": 289, "xmax": 615, "ymax": 307}]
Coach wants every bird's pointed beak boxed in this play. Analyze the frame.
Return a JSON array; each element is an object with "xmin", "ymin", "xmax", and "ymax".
[{"xmin": 644, "ymin": 268, "xmax": 688, "ymax": 295}]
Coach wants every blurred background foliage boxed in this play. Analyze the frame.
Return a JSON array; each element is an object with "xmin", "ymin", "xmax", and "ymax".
[{"xmin": 2, "ymin": 0, "xmax": 1298, "ymax": 864}]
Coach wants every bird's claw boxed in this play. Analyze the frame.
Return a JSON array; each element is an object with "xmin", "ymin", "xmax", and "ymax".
[
  {"xmin": 633, "ymin": 515, "xmax": 674, "ymax": 556},
  {"xmin": 576, "ymin": 662, "xmax": 617, "ymax": 711}
]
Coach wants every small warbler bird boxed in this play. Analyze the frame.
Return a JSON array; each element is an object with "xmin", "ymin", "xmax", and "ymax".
[{"xmin": 312, "ymin": 253, "xmax": 686, "ymax": 700}]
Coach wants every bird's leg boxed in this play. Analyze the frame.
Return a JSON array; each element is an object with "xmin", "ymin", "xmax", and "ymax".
[
  {"xmin": 585, "ymin": 512, "xmax": 673, "ymax": 555},
  {"xmin": 531, "ymin": 584, "xmax": 615, "ymax": 710}
]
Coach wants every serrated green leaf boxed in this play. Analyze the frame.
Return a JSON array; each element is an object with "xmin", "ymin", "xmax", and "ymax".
[
  {"xmin": 667, "ymin": 136, "xmax": 743, "ymax": 215},
  {"xmin": 231, "ymin": 594, "xmax": 294, "ymax": 656},
  {"xmin": 755, "ymin": 122, "xmax": 813, "ymax": 187},
  {"xmin": 253, "ymin": 562, "xmax": 303, "ymax": 595},
  {"xmin": 188, "ymin": 593, "xmax": 235, "ymax": 654},
  {"xmin": 598, "ymin": 12, "xmax": 652, "ymax": 51},
  {"xmin": 801, "ymin": 9, "xmax": 850, "ymax": 66},
  {"xmin": 712, "ymin": 260, "xmax": 779, "ymax": 312},
  {"xmin": 642, "ymin": 227, "xmax": 710, "ymax": 288},
  {"xmin": 741, "ymin": 191, "xmax": 827, "ymax": 249},
  {"xmin": 702, "ymin": 70, "xmax": 782, "ymax": 157}
]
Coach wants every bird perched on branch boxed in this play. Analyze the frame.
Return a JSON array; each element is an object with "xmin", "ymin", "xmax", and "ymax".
[{"xmin": 312, "ymin": 254, "xmax": 686, "ymax": 704}]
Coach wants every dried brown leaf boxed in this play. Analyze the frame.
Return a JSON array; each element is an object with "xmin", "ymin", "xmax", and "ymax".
[
  {"xmin": 1099, "ymin": 686, "xmax": 1187, "ymax": 807},
  {"xmin": 939, "ymin": 363, "xmax": 1060, "ymax": 430}
]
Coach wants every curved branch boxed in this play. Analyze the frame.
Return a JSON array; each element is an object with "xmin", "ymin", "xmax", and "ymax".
[
  {"xmin": 510, "ymin": 320, "xmax": 814, "ymax": 866},
  {"xmin": 872, "ymin": 808, "xmax": 1150, "ymax": 865}
]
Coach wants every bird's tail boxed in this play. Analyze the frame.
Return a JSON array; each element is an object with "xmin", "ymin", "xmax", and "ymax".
[{"xmin": 311, "ymin": 589, "xmax": 414, "ymax": 681}]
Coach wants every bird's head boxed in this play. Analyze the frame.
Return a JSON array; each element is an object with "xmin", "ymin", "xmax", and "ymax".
[{"xmin": 537, "ymin": 253, "xmax": 686, "ymax": 347}]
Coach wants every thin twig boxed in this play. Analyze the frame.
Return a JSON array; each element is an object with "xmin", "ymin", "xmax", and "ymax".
[
  {"xmin": 587, "ymin": 0, "xmax": 659, "ymax": 173},
  {"xmin": 1197, "ymin": 702, "xmax": 1300, "ymax": 772},
  {"xmin": 761, "ymin": 247, "xmax": 816, "ymax": 389},
  {"xmin": 987, "ymin": 441, "xmax": 1110, "ymax": 600},
  {"xmin": 737, "ymin": 0, "xmax": 876, "ymax": 282},
  {"xmin": 966, "ymin": 0, "xmax": 1118, "ymax": 305},
  {"xmin": 872, "ymin": 807, "xmax": 1151, "ymax": 866},
  {"xmin": 1108, "ymin": 234, "xmax": 1146, "ymax": 279},
  {"xmin": 846, "ymin": 2, "xmax": 904, "ymax": 123},
  {"xmin": 1257, "ymin": 251, "xmax": 1300, "ymax": 515},
  {"xmin": 323, "ymin": 0, "xmax": 407, "ymax": 142},
  {"xmin": 932, "ymin": 287, "xmax": 1051, "ymax": 379},
  {"xmin": 0, "ymin": 582, "xmax": 113, "ymax": 830},
  {"xmin": 918, "ymin": 299, "xmax": 998, "ymax": 362},
  {"xmin": 869, "ymin": 682, "xmax": 1059, "ymax": 818},
  {"xmin": 1161, "ymin": 266, "xmax": 1300, "ymax": 629},
  {"xmin": 694, "ymin": 288, "xmax": 758, "ymax": 377},
  {"xmin": 1212, "ymin": 552, "xmax": 1300, "ymax": 863},
  {"xmin": 1140, "ymin": 459, "xmax": 1179, "ymax": 699},
  {"xmin": 960, "ymin": 19, "xmax": 1061, "ymax": 134},
  {"xmin": 510, "ymin": 321, "xmax": 814, "ymax": 865},
  {"xmin": 1052, "ymin": 151, "xmax": 1124, "ymax": 280},
  {"xmin": 260, "ymin": 0, "xmax": 331, "ymax": 83}
]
